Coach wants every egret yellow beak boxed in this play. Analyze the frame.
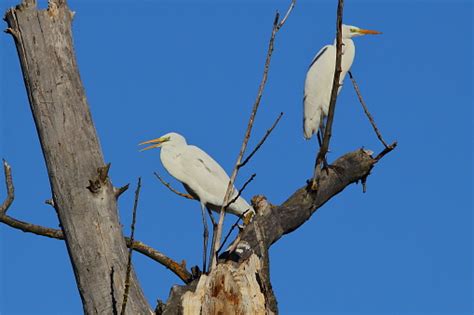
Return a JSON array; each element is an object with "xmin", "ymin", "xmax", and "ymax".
[
  {"xmin": 139, "ymin": 136, "xmax": 169, "ymax": 152},
  {"xmin": 357, "ymin": 28, "xmax": 382, "ymax": 35}
]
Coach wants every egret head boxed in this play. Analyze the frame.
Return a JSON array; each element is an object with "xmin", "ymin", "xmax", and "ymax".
[
  {"xmin": 342, "ymin": 24, "xmax": 381, "ymax": 39},
  {"xmin": 139, "ymin": 132, "xmax": 186, "ymax": 151}
]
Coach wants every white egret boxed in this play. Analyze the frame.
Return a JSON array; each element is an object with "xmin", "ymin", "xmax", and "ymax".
[
  {"xmin": 303, "ymin": 24, "xmax": 381, "ymax": 140},
  {"xmin": 139, "ymin": 132, "xmax": 254, "ymax": 271}
]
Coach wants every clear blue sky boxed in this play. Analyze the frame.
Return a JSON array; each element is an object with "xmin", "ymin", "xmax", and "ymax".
[{"xmin": 1, "ymin": 0, "xmax": 472, "ymax": 314}]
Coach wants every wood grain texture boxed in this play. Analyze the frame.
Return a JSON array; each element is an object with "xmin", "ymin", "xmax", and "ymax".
[
  {"xmin": 4, "ymin": 1, "xmax": 151, "ymax": 313},
  {"xmin": 182, "ymin": 254, "xmax": 269, "ymax": 315}
]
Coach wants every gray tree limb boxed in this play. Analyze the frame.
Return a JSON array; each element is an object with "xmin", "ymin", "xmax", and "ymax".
[
  {"xmin": 159, "ymin": 148, "xmax": 393, "ymax": 314},
  {"xmin": 0, "ymin": 159, "xmax": 193, "ymax": 283}
]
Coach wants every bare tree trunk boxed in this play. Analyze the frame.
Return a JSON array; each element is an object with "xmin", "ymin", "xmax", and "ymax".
[{"xmin": 4, "ymin": 1, "xmax": 151, "ymax": 313}]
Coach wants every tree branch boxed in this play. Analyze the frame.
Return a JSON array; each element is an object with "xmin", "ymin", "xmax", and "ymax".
[
  {"xmin": 121, "ymin": 177, "xmax": 141, "ymax": 315},
  {"xmin": 153, "ymin": 172, "xmax": 194, "ymax": 200},
  {"xmin": 125, "ymin": 239, "xmax": 193, "ymax": 284},
  {"xmin": 228, "ymin": 147, "xmax": 394, "ymax": 261},
  {"xmin": 114, "ymin": 184, "xmax": 130, "ymax": 199},
  {"xmin": 348, "ymin": 71, "xmax": 392, "ymax": 149},
  {"xmin": 210, "ymin": 0, "xmax": 296, "ymax": 270},
  {"xmin": 224, "ymin": 173, "xmax": 256, "ymax": 211},
  {"xmin": 1, "ymin": 160, "xmax": 13, "ymax": 212},
  {"xmin": 0, "ymin": 160, "xmax": 63, "ymax": 239},
  {"xmin": 312, "ymin": 0, "xmax": 344, "ymax": 189},
  {"xmin": 0, "ymin": 160, "xmax": 193, "ymax": 284},
  {"xmin": 374, "ymin": 141, "xmax": 398, "ymax": 162},
  {"xmin": 238, "ymin": 112, "xmax": 284, "ymax": 169}
]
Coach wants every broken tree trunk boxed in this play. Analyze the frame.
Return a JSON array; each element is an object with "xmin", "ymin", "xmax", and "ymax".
[
  {"xmin": 4, "ymin": 1, "xmax": 151, "ymax": 313},
  {"xmin": 159, "ymin": 149, "xmax": 377, "ymax": 314}
]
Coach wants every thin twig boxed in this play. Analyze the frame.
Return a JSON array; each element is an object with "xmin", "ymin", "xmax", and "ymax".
[
  {"xmin": 120, "ymin": 177, "xmax": 141, "ymax": 315},
  {"xmin": 210, "ymin": 0, "xmax": 296, "ymax": 271},
  {"xmin": 0, "ymin": 160, "xmax": 193, "ymax": 283},
  {"xmin": 374, "ymin": 141, "xmax": 397, "ymax": 162},
  {"xmin": 224, "ymin": 173, "xmax": 256, "ymax": 211},
  {"xmin": 1, "ymin": 159, "xmax": 14, "ymax": 214},
  {"xmin": 153, "ymin": 172, "xmax": 194, "ymax": 200},
  {"xmin": 277, "ymin": 0, "xmax": 296, "ymax": 29},
  {"xmin": 216, "ymin": 209, "xmax": 250, "ymax": 255},
  {"xmin": 312, "ymin": 0, "xmax": 344, "ymax": 190},
  {"xmin": 211, "ymin": 173, "xmax": 256, "ymax": 261},
  {"xmin": 239, "ymin": 112, "xmax": 284, "ymax": 168},
  {"xmin": 348, "ymin": 71, "xmax": 390, "ymax": 148}
]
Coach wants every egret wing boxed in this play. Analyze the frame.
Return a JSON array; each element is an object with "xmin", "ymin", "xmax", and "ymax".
[
  {"xmin": 180, "ymin": 145, "xmax": 234, "ymax": 206},
  {"xmin": 303, "ymin": 44, "xmax": 336, "ymax": 139}
]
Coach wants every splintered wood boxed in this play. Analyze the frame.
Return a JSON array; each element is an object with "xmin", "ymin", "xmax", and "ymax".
[{"xmin": 182, "ymin": 254, "xmax": 271, "ymax": 315}]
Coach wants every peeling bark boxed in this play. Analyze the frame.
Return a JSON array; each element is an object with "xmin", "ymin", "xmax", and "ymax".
[
  {"xmin": 182, "ymin": 254, "xmax": 269, "ymax": 315},
  {"xmin": 161, "ymin": 255, "xmax": 274, "ymax": 315}
]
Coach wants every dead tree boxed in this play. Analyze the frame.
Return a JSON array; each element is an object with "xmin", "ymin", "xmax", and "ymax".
[{"xmin": 1, "ymin": 0, "xmax": 395, "ymax": 314}]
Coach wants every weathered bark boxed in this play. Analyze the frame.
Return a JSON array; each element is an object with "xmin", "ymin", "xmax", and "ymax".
[
  {"xmin": 4, "ymin": 1, "xmax": 151, "ymax": 314},
  {"xmin": 239, "ymin": 149, "xmax": 375, "ymax": 257},
  {"xmin": 159, "ymin": 149, "xmax": 377, "ymax": 314}
]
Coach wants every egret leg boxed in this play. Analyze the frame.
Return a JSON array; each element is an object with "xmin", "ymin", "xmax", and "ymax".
[
  {"xmin": 317, "ymin": 125, "xmax": 330, "ymax": 170},
  {"xmin": 316, "ymin": 123, "xmax": 345, "ymax": 178},
  {"xmin": 207, "ymin": 208, "xmax": 218, "ymax": 268},
  {"xmin": 316, "ymin": 129, "xmax": 323, "ymax": 148},
  {"xmin": 318, "ymin": 124, "xmax": 345, "ymax": 178},
  {"xmin": 200, "ymin": 203, "xmax": 209, "ymax": 273}
]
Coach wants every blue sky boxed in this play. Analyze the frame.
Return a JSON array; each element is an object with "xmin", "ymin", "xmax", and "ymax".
[{"xmin": 1, "ymin": 0, "xmax": 472, "ymax": 314}]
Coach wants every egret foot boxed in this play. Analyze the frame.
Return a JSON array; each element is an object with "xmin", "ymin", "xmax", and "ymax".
[{"xmin": 243, "ymin": 210, "xmax": 254, "ymax": 225}]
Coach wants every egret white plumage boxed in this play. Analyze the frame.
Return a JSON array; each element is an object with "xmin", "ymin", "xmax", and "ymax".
[
  {"xmin": 139, "ymin": 132, "xmax": 254, "ymax": 271},
  {"xmin": 303, "ymin": 24, "xmax": 381, "ymax": 140}
]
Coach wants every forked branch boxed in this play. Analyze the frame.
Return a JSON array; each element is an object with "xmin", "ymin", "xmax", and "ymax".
[
  {"xmin": 0, "ymin": 160, "xmax": 63, "ymax": 239},
  {"xmin": 0, "ymin": 160, "xmax": 193, "ymax": 283},
  {"xmin": 210, "ymin": 0, "xmax": 296, "ymax": 271},
  {"xmin": 348, "ymin": 71, "xmax": 393, "ymax": 149},
  {"xmin": 239, "ymin": 112, "xmax": 284, "ymax": 169}
]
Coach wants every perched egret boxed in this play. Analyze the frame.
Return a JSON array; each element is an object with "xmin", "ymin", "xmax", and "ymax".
[
  {"xmin": 139, "ymin": 132, "xmax": 254, "ymax": 271},
  {"xmin": 303, "ymin": 24, "xmax": 381, "ymax": 140}
]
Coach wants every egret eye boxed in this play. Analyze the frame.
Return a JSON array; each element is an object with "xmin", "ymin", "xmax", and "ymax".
[{"xmin": 350, "ymin": 28, "xmax": 357, "ymax": 32}]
